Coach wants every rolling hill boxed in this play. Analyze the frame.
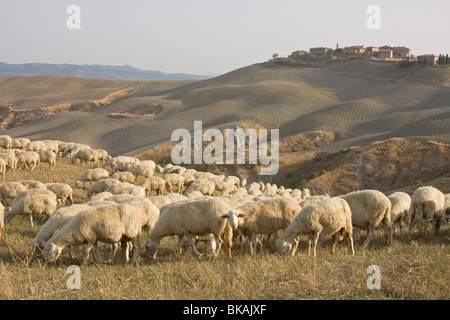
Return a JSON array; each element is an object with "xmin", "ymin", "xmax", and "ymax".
[{"xmin": 2, "ymin": 60, "xmax": 450, "ymax": 194}]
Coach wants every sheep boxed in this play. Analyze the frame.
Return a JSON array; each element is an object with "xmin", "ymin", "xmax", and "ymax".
[
  {"xmin": 75, "ymin": 168, "xmax": 110, "ymax": 189},
  {"xmin": 147, "ymin": 195, "xmax": 173, "ymax": 209},
  {"xmin": 0, "ymin": 158, "xmax": 5, "ymax": 182},
  {"xmin": 162, "ymin": 173, "xmax": 184, "ymax": 194},
  {"xmin": 181, "ymin": 173, "xmax": 196, "ymax": 187},
  {"xmin": 16, "ymin": 151, "xmax": 40, "ymax": 170},
  {"xmin": 186, "ymin": 190, "xmax": 204, "ymax": 199},
  {"xmin": 105, "ymin": 183, "xmax": 146, "ymax": 198},
  {"xmin": 223, "ymin": 197, "xmax": 302, "ymax": 257},
  {"xmin": 210, "ymin": 179, "xmax": 236, "ymax": 196},
  {"xmin": 25, "ymin": 140, "xmax": 46, "ymax": 152},
  {"xmin": 11, "ymin": 137, "xmax": 30, "ymax": 149},
  {"xmin": 0, "ymin": 202, "xmax": 5, "ymax": 239},
  {"xmin": 165, "ymin": 193, "xmax": 188, "ymax": 203},
  {"xmin": 299, "ymin": 195, "xmax": 330, "ymax": 208},
  {"xmin": 42, "ymin": 140, "xmax": 60, "ymax": 154},
  {"xmin": 9, "ymin": 188, "xmax": 57, "ymax": 209},
  {"xmin": 127, "ymin": 163, "xmax": 154, "ymax": 182},
  {"xmin": 0, "ymin": 135, "xmax": 12, "ymax": 149},
  {"xmin": 444, "ymin": 194, "xmax": 450, "ymax": 224},
  {"xmin": 0, "ymin": 182, "xmax": 28, "ymax": 206},
  {"xmin": 71, "ymin": 148, "xmax": 107, "ymax": 166},
  {"xmin": 60, "ymin": 143, "xmax": 90, "ymax": 158},
  {"xmin": 145, "ymin": 197, "xmax": 233, "ymax": 260},
  {"xmin": 4, "ymin": 195, "xmax": 58, "ymax": 227},
  {"xmin": 0, "ymin": 152, "xmax": 17, "ymax": 173},
  {"xmin": 276, "ymin": 197, "xmax": 355, "ymax": 257},
  {"xmin": 387, "ymin": 192, "xmax": 411, "ymax": 235},
  {"xmin": 302, "ymin": 188, "xmax": 311, "ymax": 199},
  {"xmin": 37, "ymin": 150, "xmax": 57, "ymax": 171},
  {"xmin": 44, "ymin": 203, "xmax": 151, "ymax": 266},
  {"xmin": 409, "ymin": 186, "xmax": 445, "ymax": 238},
  {"xmin": 30, "ymin": 204, "xmax": 93, "ymax": 257},
  {"xmin": 185, "ymin": 179, "xmax": 215, "ymax": 196},
  {"xmin": 45, "ymin": 183, "xmax": 74, "ymax": 206},
  {"xmin": 111, "ymin": 162, "xmax": 136, "ymax": 174},
  {"xmin": 18, "ymin": 180, "xmax": 47, "ymax": 190},
  {"xmin": 111, "ymin": 171, "xmax": 136, "ymax": 184},
  {"xmin": 139, "ymin": 176, "xmax": 165, "ymax": 196},
  {"xmin": 86, "ymin": 178, "xmax": 121, "ymax": 198},
  {"xmin": 102, "ymin": 156, "xmax": 139, "ymax": 169},
  {"xmin": 340, "ymin": 189, "xmax": 392, "ymax": 249},
  {"xmin": 164, "ymin": 165, "xmax": 186, "ymax": 174}
]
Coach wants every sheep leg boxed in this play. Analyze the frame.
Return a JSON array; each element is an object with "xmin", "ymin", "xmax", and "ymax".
[
  {"xmin": 212, "ymin": 234, "xmax": 222, "ymax": 258},
  {"xmin": 291, "ymin": 237, "xmax": 299, "ymax": 256},
  {"xmin": 346, "ymin": 232, "xmax": 355, "ymax": 255},
  {"xmin": 81, "ymin": 242, "xmax": 95, "ymax": 266},
  {"xmin": 130, "ymin": 238, "xmax": 139, "ymax": 266},
  {"xmin": 29, "ymin": 214, "xmax": 34, "ymax": 228},
  {"xmin": 361, "ymin": 226, "xmax": 375, "ymax": 249},
  {"xmin": 331, "ymin": 234, "xmax": 337, "ymax": 254},
  {"xmin": 307, "ymin": 237, "xmax": 312, "ymax": 256},
  {"xmin": 183, "ymin": 235, "xmax": 202, "ymax": 258},
  {"xmin": 312, "ymin": 232, "xmax": 320, "ymax": 256},
  {"xmin": 251, "ymin": 233, "xmax": 258, "ymax": 258},
  {"xmin": 119, "ymin": 240, "xmax": 129, "ymax": 263},
  {"xmin": 92, "ymin": 243, "xmax": 103, "ymax": 265}
]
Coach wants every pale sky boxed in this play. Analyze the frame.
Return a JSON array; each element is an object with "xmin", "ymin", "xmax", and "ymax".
[{"xmin": 0, "ymin": 0, "xmax": 449, "ymax": 75}]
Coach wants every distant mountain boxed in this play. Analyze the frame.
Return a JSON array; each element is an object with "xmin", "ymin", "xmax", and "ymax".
[{"xmin": 0, "ymin": 62, "xmax": 214, "ymax": 81}]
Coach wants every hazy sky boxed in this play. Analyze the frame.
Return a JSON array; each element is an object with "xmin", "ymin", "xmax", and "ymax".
[{"xmin": 1, "ymin": 0, "xmax": 449, "ymax": 75}]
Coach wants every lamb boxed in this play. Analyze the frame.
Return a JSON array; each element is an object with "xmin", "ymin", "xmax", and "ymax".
[
  {"xmin": 11, "ymin": 137, "xmax": 30, "ymax": 149},
  {"xmin": 4, "ymin": 195, "xmax": 58, "ymax": 227},
  {"xmin": 44, "ymin": 203, "xmax": 151, "ymax": 266},
  {"xmin": 45, "ymin": 183, "xmax": 74, "ymax": 206},
  {"xmin": 111, "ymin": 171, "xmax": 136, "ymax": 184},
  {"xmin": 16, "ymin": 151, "xmax": 40, "ymax": 170},
  {"xmin": 409, "ymin": 186, "xmax": 445, "ymax": 238},
  {"xmin": 0, "ymin": 135, "xmax": 12, "ymax": 149},
  {"xmin": 30, "ymin": 204, "xmax": 93, "ymax": 257},
  {"xmin": 162, "ymin": 173, "xmax": 185, "ymax": 194},
  {"xmin": 75, "ymin": 168, "xmax": 110, "ymax": 189},
  {"xmin": 0, "ymin": 182, "xmax": 28, "ymax": 206},
  {"xmin": 86, "ymin": 178, "xmax": 121, "ymax": 198},
  {"xmin": 139, "ymin": 176, "xmax": 165, "ymax": 196},
  {"xmin": 340, "ymin": 189, "xmax": 392, "ymax": 249},
  {"xmin": 9, "ymin": 188, "xmax": 57, "ymax": 209},
  {"xmin": 276, "ymin": 197, "xmax": 355, "ymax": 257},
  {"xmin": 145, "ymin": 197, "xmax": 232, "ymax": 260},
  {"xmin": 37, "ymin": 150, "xmax": 57, "ymax": 171},
  {"xmin": 223, "ymin": 197, "xmax": 302, "ymax": 257},
  {"xmin": 387, "ymin": 192, "xmax": 411, "ymax": 235}
]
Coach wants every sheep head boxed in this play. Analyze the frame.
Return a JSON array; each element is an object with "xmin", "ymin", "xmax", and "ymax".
[
  {"xmin": 276, "ymin": 238, "xmax": 292, "ymax": 257},
  {"xmin": 44, "ymin": 242, "xmax": 64, "ymax": 263},
  {"xmin": 145, "ymin": 239, "xmax": 159, "ymax": 260},
  {"xmin": 221, "ymin": 209, "xmax": 246, "ymax": 230}
]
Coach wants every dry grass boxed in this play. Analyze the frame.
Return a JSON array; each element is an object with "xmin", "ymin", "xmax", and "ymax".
[{"xmin": 0, "ymin": 157, "xmax": 449, "ymax": 300}]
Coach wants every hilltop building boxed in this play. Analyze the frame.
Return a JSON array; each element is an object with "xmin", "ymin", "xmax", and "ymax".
[{"xmin": 417, "ymin": 54, "xmax": 439, "ymax": 65}]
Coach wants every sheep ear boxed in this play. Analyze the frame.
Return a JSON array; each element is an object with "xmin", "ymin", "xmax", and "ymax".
[
  {"xmin": 238, "ymin": 213, "xmax": 246, "ymax": 218},
  {"xmin": 220, "ymin": 214, "xmax": 230, "ymax": 220}
]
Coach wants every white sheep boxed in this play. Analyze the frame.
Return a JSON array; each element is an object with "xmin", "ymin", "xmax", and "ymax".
[
  {"xmin": 86, "ymin": 178, "xmax": 121, "ymax": 198},
  {"xmin": 25, "ymin": 140, "xmax": 46, "ymax": 152},
  {"xmin": 162, "ymin": 173, "xmax": 185, "ymax": 194},
  {"xmin": 30, "ymin": 204, "xmax": 93, "ymax": 257},
  {"xmin": 444, "ymin": 194, "xmax": 450, "ymax": 224},
  {"xmin": 44, "ymin": 203, "xmax": 151, "ymax": 266},
  {"xmin": 11, "ymin": 137, "xmax": 30, "ymax": 149},
  {"xmin": 223, "ymin": 197, "xmax": 302, "ymax": 257},
  {"xmin": 111, "ymin": 171, "xmax": 136, "ymax": 184},
  {"xmin": 276, "ymin": 197, "xmax": 355, "ymax": 257},
  {"xmin": 387, "ymin": 192, "xmax": 411, "ymax": 235},
  {"xmin": 105, "ymin": 183, "xmax": 146, "ymax": 198},
  {"xmin": 18, "ymin": 180, "xmax": 47, "ymax": 190},
  {"xmin": 147, "ymin": 195, "xmax": 173, "ymax": 209},
  {"xmin": 139, "ymin": 176, "xmax": 165, "ymax": 196},
  {"xmin": 0, "ymin": 182, "xmax": 28, "ymax": 206},
  {"xmin": 0, "ymin": 152, "xmax": 17, "ymax": 173},
  {"xmin": 45, "ymin": 183, "xmax": 74, "ymax": 206},
  {"xmin": 0, "ymin": 158, "xmax": 5, "ymax": 182},
  {"xmin": 16, "ymin": 151, "xmax": 40, "ymax": 170},
  {"xmin": 4, "ymin": 195, "xmax": 58, "ymax": 227},
  {"xmin": 0, "ymin": 202, "xmax": 5, "ymax": 239},
  {"xmin": 102, "ymin": 156, "xmax": 140, "ymax": 169},
  {"xmin": 185, "ymin": 179, "xmax": 215, "ymax": 196},
  {"xmin": 71, "ymin": 148, "xmax": 107, "ymax": 166},
  {"xmin": 42, "ymin": 140, "xmax": 60, "ymax": 154},
  {"xmin": 75, "ymin": 168, "xmax": 110, "ymax": 189},
  {"xmin": 340, "ymin": 189, "xmax": 392, "ymax": 248},
  {"xmin": 37, "ymin": 150, "xmax": 57, "ymax": 171},
  {"xmin": 409, "ymin": 186, "xmax": 445, "ymax": 237},
  {"xmin": 9, "ymin": 188, "xmax": 57, "ymax": 209},
  {"xmin": 0, "ymin": 135, "xmax": 12, "ymax": 149},
  {"xmin": 145, "ymin": 197, "xmax": 232, "ymax": 259}
]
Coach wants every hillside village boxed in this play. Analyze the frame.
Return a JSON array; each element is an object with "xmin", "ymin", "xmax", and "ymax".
[{"xmin": 272, "ymin": 44, "xmax": 448, "ymax": 67}]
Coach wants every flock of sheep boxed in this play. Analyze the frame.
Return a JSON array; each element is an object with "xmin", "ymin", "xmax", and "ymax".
[{"xmin": 0, "ymin": 134, "xmax": 449, "ymax": 267}]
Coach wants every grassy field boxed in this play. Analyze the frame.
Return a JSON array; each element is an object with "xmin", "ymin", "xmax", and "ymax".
[{"xmin": 0, "ymin": 157, "xmax": 449, "ymax": 300}]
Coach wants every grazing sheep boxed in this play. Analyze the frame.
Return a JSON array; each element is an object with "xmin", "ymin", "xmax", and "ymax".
[
  {"xmin": 340, "ymin": 189, "xmax": 392, "ymax": 249},
  {"xmin": 25, "ymin": 140, "xmax": 46, "ymax": 152},
  {"xmin": 111, "ymin": 162, "xmax": 136, "ymax": 174},
  {"xmin": 223, "ymin": 197, "xmax": 302, "ymax": 257},
  {"xmin": 42, "ymin": 140, "xmax": 60, "ymax": 154},
  {"xmin": 102, "ymin": 156, "xmax": 139, "ymax": 169},
  {"xmin": 75, "ymin": 168, "xmax": 110, "ymax": 189},
  {"xmin": 145, "ymin": 197, "xmax": 232, "ymax": 259},
  {"xmin": 0, "ymin": 135, "xmax": 12, "ymax": 149},
  {"xmin": 139, "ymin": 176, "xmax": 165, "ymax": 196},
  {"xmin": 45, "ymin": 203, "xmax": 150, "ymax": 266},
  {"xmin": 409, "ymin": 186, "xmax": 445, "ymax": 238},
  {"xmin": 9, "ymin": 189, "xmax": 57, "ymax": 209},
  {"xmin": 86, "ymin": 178, "xmax": 121, "ymax": 198},
  {"xmin": 37, "ymin": 150, "xmax": 57, "ymax": 170},
  {"xmin": 4, "ymin": 195, "xmax": 58, "ymax": 227},
  {"xmin": 71, "ymin": 148, "xmax": 108, "ymax": 166},
  {"xmin": 387, "ymin": 192, "xmax": 411, "ymax": 235},
  {"xmin": 11, "ymin": 137, "xmax": 30, "ymax": 149},
  {"xmin": 30, "ymin": 204, "xmax": 93, "ymax": 257},
  {"xmin": 127, "ymin": 163, "xmax": 154, "ymax": 182},
  {"xmin": 111, "ymin": 171, "xmax": 136, "ymax": 184},
  {"xmin": 276, "ymin": 197, "xmax": 355, "ymax": 257},
  {"xmin": 0, "ymin": 182, "xmax": 28, "ymax": 206},
  {"xmin": 0, "ymin": 152, "xmax": 17, "ymax": 173},
  {"xmin": 45, "ymin": 183, "xmax": 74, "ymax": 206},
  {"xmin": 105, "ymin": 183, "xmax": 146, "ymax": 197},
  {"xmin": 18, "ymin": 180, "xmax": 47, "ymax": 190},
  {"xmin": 16, "ymin": 151, "xmax": 40, "ymax": 170},
  {"xmin": 162, "ymin": 173, "xmax": 184, "ymax": 194}
]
